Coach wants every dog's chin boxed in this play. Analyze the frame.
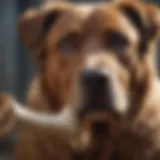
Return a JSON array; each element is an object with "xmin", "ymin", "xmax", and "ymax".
[
  {"xmin": 78, "ymin": 102, "xmax": 122, "ymax": 141},
  {"xmin": 77, "ymin": 113, "xmax": 106, "ymax": 146},
  {"xmin": 74, "ymin": 105, "xmax": 123, "ymax": 151},
  {"xmin": 91, "ymin": 117, "xmax": 110, "ymax": 137}
]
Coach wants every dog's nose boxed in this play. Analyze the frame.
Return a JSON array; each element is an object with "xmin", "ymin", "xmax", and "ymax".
[
  {"xmin": 80, "ymin": 69, "xmax": 109, "ymax": 111},
  {"xmin": 80, "ymin": 69, "xmax": 107, "ymax": 91}
]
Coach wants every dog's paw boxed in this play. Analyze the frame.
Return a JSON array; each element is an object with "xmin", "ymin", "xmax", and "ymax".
[{"xmin": 0, "ymin": 94, "xmax": 16, "ymax": 137}]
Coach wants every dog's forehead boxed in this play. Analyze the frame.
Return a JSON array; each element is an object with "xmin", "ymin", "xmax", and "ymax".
[
  {"xmin": 48, "ymin": 4, "xmax": 98, "ymax": 34},
  {"xmin": 42, "ymin": 2, "xmax": 96, "ymax": 21},
  {"xmin": 74, "ymin": 4, "xmax": 102, "ymax": 20},
  {"xmin": 75, "ymin": 4, "xmax": 93, "ymax": 15},
  {"xmin": 55, "ymin": 3, "xmax": 102, "ymax": 26}
]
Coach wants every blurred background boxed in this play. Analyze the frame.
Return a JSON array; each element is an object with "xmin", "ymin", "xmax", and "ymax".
[{"xmin": 0, "ymin": 0, "xmax": 160, "ymax": 159}]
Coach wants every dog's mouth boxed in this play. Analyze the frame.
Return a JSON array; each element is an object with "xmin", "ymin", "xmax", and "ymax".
[
  {"xmin": 79, "ymin": 110, "xmax": 116, "ymax": 136},
  {"xmin": 73, "ymin": 91, "xmax": 123, "ymax": 151},
  {"xmin": 91, "ymin": 120, "xmax": 109, "ymax": 136},
  {"xmin": 76, "ymin": 69, "xmax": 122, "ymax": 147},
  {"xmin": 75, "ymin": 108, "xmax": 122, "ymax": 152},
  {"xmin": 78, "ymin": 95, "xmax": 121, "ymax": 144}
]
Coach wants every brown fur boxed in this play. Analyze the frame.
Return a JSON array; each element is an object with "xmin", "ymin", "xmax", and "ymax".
[
  {"xmin": 16, "ymin": 2, "xmax": 95, "ymax": 160},
  {"xmin": 15, "ymin": 1, "xmax": 160, "ymax": 160}
]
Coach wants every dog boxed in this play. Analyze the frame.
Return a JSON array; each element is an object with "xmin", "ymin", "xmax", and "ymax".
[{"xmin": 0, "ymin": 0, "xmax": 160, "ymax": 159}]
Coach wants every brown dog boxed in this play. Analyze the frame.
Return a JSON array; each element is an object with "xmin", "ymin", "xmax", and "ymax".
[{"xmin": 0, "ymin": 0, "xmax": 160, "ymax": 159}]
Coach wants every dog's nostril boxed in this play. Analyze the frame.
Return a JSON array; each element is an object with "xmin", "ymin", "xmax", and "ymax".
[{"xmin": 80, "ymin": 69, "xmax": 107, "ymax": 88}]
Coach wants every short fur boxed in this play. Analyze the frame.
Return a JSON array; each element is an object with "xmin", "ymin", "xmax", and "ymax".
[{"xmin": 10, "ymin": 1, "xmax": 160, "ymax": 159}]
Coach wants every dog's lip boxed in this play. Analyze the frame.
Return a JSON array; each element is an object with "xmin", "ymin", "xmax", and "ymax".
[
  {"xmin": 91, "ymin": 121, "xmax": 109, "ymax": 136},
  {"xmin": 82, "ymin": 112, "xmax": 108, "ymax": 120},
  {"xmin": 79, "ymin": 112, "xmax": 112, "ymax": 139},
  {"xmin": 78, "ymin": 110, "xmax": 121, "ymax": 134},
  {"xmin": 76, "ymin": 111, "xmax": 122, "ymax": 150},
  {"xmin": 78, "ymin": 110, "xmax": 107, "ymax": 122},
  {"xmin": 78, "ymin": 108, "xmax": 121, "ymax": 122}
]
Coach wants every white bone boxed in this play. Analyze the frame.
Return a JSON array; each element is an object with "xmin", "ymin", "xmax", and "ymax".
[{"xmin": 12, "ymin": 100, "xmax": 77, "ymax": 133}]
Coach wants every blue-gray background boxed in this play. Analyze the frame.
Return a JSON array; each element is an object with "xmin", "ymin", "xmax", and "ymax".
[{"xmin": 0, "ymin": 0, "xmax": 160, "ymax": 159}]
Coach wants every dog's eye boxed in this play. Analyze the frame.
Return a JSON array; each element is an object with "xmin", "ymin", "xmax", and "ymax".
[
  {"xmin": 104, "ymin": 31, "xmax": 129, "ymax": 53},
  {"xmin": 57, "ymin": 33, "xmax": 81, "ymax": 56}
]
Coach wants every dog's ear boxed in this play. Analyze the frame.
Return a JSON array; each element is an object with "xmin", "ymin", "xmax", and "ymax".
[
  {"xmin": 144, "ymin": 4, "xmax": 160, "ymax": 39},
  {"xmin": 116, "ymin": 1, "xmax": 160, "ymax": 54},
  {"xmin": 117, "ymin": 1, "xmax": 147, "ymax": 38},
  {"xmin": 17, "ymin": 3, "xmax": 70, "ymax": 61},
  {"xmin": 117, "ymin": 1, "xmax": 149, "ymax": 54}
]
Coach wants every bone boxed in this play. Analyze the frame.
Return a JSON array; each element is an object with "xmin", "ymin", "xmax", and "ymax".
[
  {"xmin": 0, "ymin": 94, "xmax": 92, "ymax": 150},
  {"xmin": 13, "ymin": 100, "xmax": 77, "ymax": 133},
  {"xmin": 0, "ymin": 94, "xmax": 77, "ymax": 137},
  {"xmin": 11, "ymin": 98, "xmax": 93, "ymax": 150}
]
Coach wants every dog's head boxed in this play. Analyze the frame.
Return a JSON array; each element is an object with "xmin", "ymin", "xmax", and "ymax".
[
  {"xmin": 73, "ymin": 1, "xmax": 160, "ymax": 145},
  {"xmin": 18, "ymin": 1, "xmax": 160, "ymax": 149}
]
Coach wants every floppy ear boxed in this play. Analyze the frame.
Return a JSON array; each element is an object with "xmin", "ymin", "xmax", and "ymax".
[
  {"xmin": 117, "ymin": 1, "xmax": 147, "ymax": 37},
  {"xmin": 117, "ymin": 1, "xmax": 158, "ymax": 54},
  {"xmin": 144, "ymin": 4, "xmax": 160, "ymax": 39},
  {"xmin": 17, "ymin": 3, "xmax": 70, "ymax": 61}
]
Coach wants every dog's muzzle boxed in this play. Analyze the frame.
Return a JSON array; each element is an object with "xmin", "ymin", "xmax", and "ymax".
[
  {"xmin": 76, "ymin": 68, "xmax": 121, "ymax": 139},
  {"xmin": 79, "ymin": 69, "xmax": 113, "ymax": 116}
]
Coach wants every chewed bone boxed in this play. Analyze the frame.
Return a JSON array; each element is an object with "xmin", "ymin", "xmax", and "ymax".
[{"xmin": 0, "ymin": 94, "xmax": 77, "ymax": 137}]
